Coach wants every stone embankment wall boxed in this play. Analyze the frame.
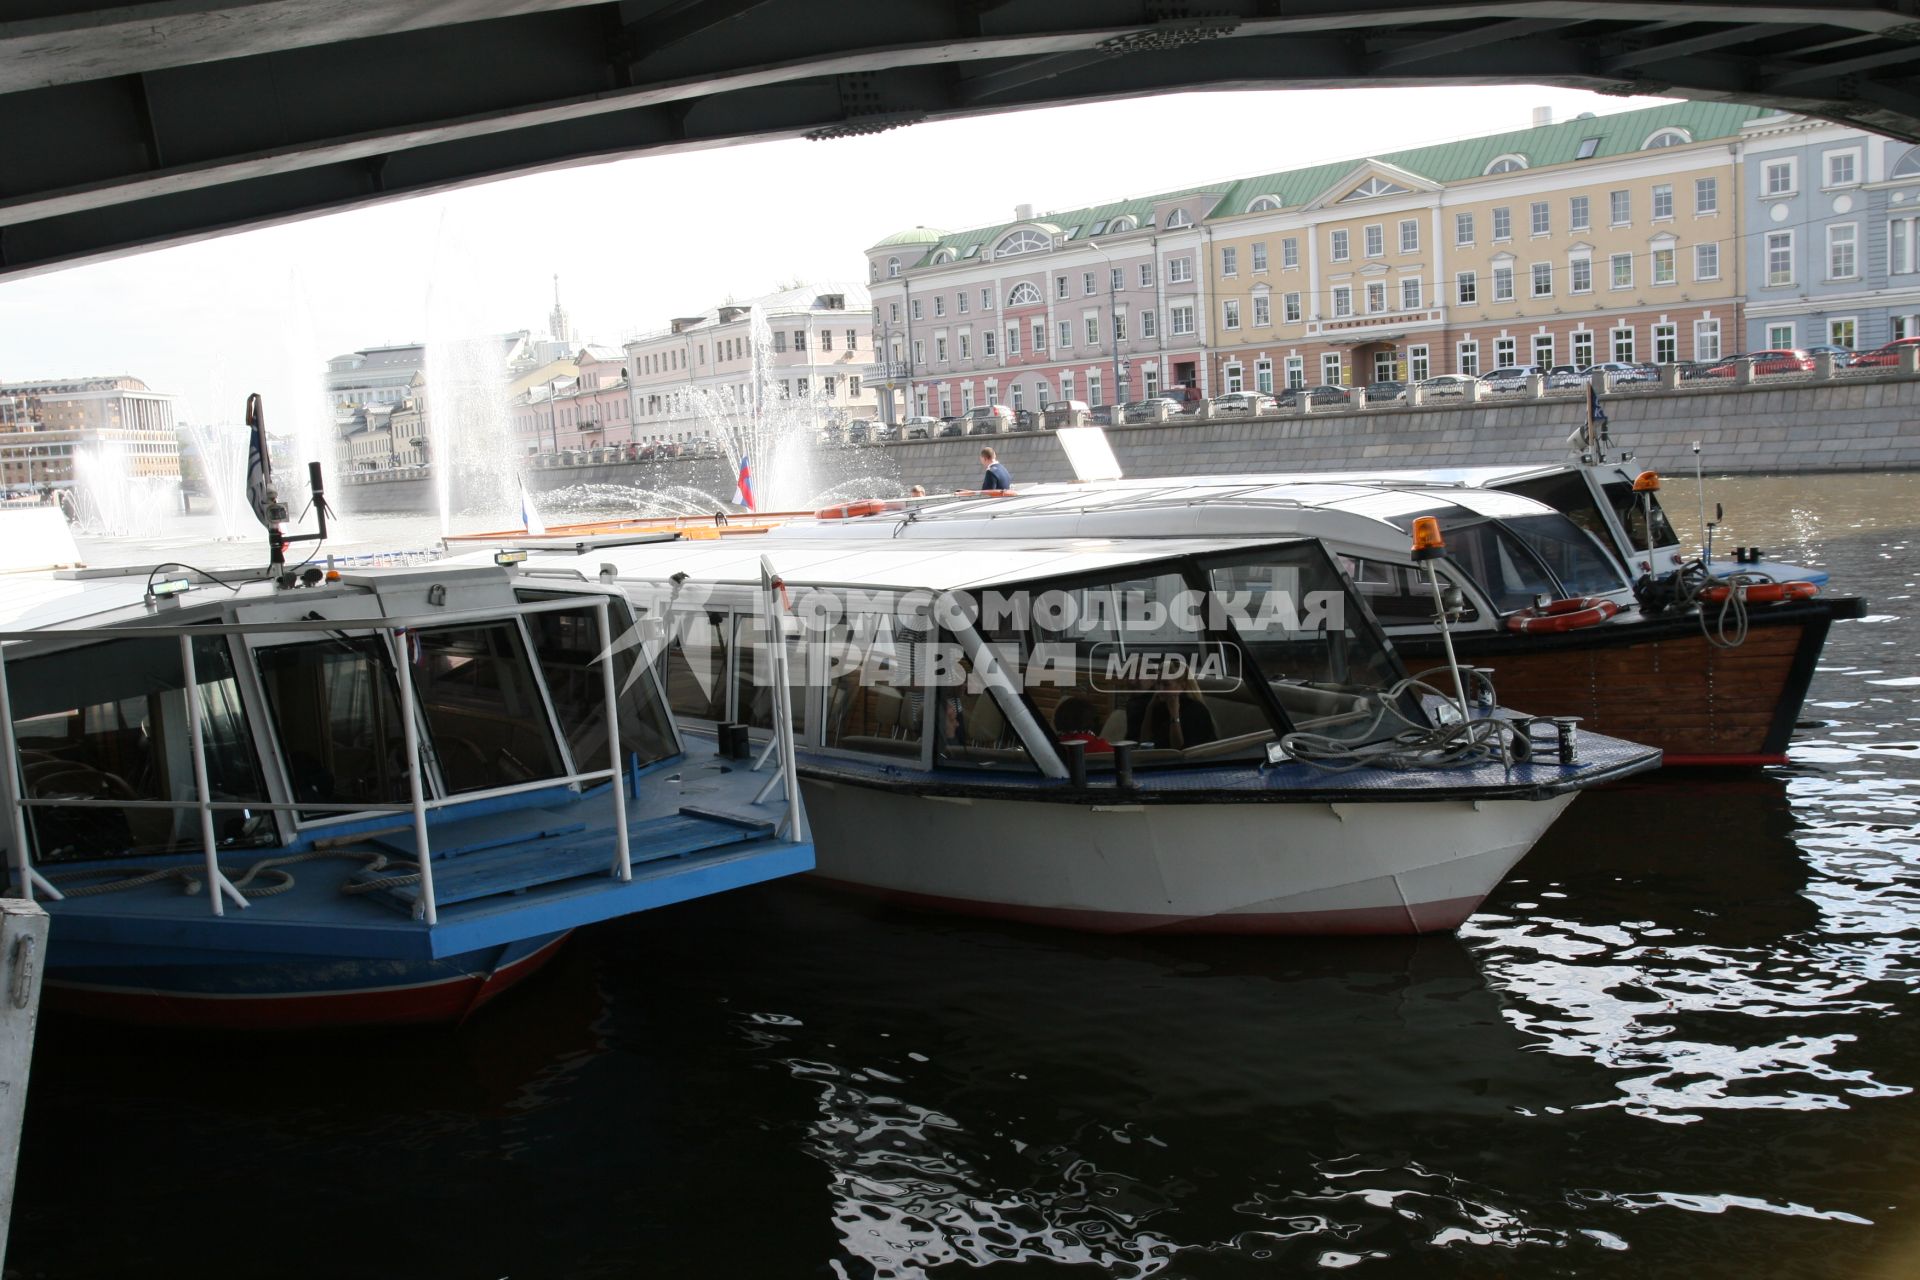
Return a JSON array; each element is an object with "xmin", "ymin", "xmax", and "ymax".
[{"xmin": 339, "ymin": 374, "xmax": 1920, "ymax": 513}]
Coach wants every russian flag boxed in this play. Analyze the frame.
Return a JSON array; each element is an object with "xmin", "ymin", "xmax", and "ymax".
[{"xmin": 733, "ymin": 455, "xmax": 756, "ymax": 511}]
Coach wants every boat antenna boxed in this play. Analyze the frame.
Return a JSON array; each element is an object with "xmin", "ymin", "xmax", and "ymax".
[
  {"xmin": 1692, "ymin": 442, "xmax": 1709, "ymax": 565},
  {"xmin": 1410, "ymin": 517, "xmax": 1474, "ymax": 727}
]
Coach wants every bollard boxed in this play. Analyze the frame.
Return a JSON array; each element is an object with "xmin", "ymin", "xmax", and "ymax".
[
  {"xmin": 1550, "ymin": 716, "xmax": 1582, "ymax": 765},
  {"xmin": 1, "ymin": 899, "xmax": 49, "ymax": 1271},
  {"xmin": 1063, "ymin": 739, "xmax": 1087, "ymax": 788},
  {"xmin": 1112, "ymin": 741, "xmax": 1137, "ymax": 790}
]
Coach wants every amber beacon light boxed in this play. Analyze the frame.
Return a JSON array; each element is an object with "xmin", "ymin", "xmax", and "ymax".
[
  {"xmin": 1633, "ymin": 470, "xmax": 1661, "ymax": 492},
  {"xmin": 1411, "ymin": 516, "xmax": 1446, "ymax": 561}
]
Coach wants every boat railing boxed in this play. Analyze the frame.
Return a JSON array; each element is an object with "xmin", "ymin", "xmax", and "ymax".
[{"xmin": 0, "ymin": 595, "xmax": 641, "ymax": 928}]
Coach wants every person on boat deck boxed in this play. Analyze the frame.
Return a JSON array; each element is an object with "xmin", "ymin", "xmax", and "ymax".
[
  {"xmin": 1125, "ymin": 677, "xmax": 1216, "ymax": 750},
  {"xmin": 978, "ymin": 447, "xmax": 1012, "ymax": 492},
  {"xmin": 1053, "ymin": 695, "xmax": 1114, "ymax": 753},
  {"xmin": 910, "ymin": 484, "xmax": 927, "ymax": 497}
]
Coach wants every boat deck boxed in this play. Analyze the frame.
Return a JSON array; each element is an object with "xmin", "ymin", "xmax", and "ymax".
[{"xmin": 35, "ymin": 753, "xmax": 813, "ymax": 963}]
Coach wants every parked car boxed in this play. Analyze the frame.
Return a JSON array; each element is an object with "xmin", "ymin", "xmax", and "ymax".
[
  {"xmin": 1122, "ymin": 398, "xmax": 1182, "ymax": 423},
  {"xmin": 1010, "ymin": 409, "xmax": 1039, "ymax": 432},
  {"xmin": 1361, "ymin": 380, "xmax": 1406, "ymax": 404},
  {"xmin": 1416, "ymin": 373, "xmax": 1479, "ymax": 397},
  {"xmin": 1706, "ymin": 349, "xmax": 1813, "ymax": 377},
  {"xmin": 965, "ymin": 403, "xmax": 1014, "ymax": 435},
  {"xmin": 1479, "ymin": 364, "xmax": 1547, "ymax": 392},
  {"xmin": 937, "ymin": 416, "xmax": 966, "ymax": 437},
  {"xmin": 1847, "ymin": 336, "xmax": 1920, "ymax": 368},
  {"xmin": 900, "ymin": 414, "xmax": 938, "ymax": 440},
  {"xmin": 1041, "ymin": 399, "xmax": 1091, "ymax": 430},
  {"xmin": 841, "ymin": 420, "xmax": 867, "ymax": 446},
  {"xmin": 1211, "ymin": 391, "xmax": 1279, "ymax": 415},
  {"xmin": 1545, "ymin": 364, "xmax": 1584, "ymax": 388},
  {"xmin": 1803, "ymin": 344, "xmax": 1858, "ymax": 367},
  {"xmin": 1549, "ymin": 361, "xmax": 1655, "ymax": 387}
]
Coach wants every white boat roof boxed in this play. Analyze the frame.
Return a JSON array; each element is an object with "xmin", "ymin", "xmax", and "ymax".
[
  {"xmin": 493, "ymin": 532, "xmax": 1311, "ymax": 592},
  {"xmin": 778, "ymin": 477, "xmax": 1562, "ymax": 556}
]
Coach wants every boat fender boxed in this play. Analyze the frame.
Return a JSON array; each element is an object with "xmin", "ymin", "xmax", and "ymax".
[
  {"xmin": 814, "ymin": 499, "xmax": 898, "ymax": 520},
  {"xmin": 1505, "ymin": 597, "xmax": 1620, "ymax": 634}
]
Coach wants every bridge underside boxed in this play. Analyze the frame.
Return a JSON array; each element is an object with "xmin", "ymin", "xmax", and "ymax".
[{"xmin": 6, "ymin": 1, "xmax": 1920, "ymax": 279}]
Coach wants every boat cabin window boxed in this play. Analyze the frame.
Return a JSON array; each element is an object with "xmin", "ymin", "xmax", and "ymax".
[
  {"xmin": 411, "ymin": 622, "xmax": 567, "ymax": 793},
  {"xmin": 931, "ymin": 632, "xmax": 1040, "ymax": 773},
  {"xmin": 1205, "ymin": 547, "xmax": 1416, "ymax": 745},
  {"xmin": 1601, "ymin": 480, "xmax": 1678, "ymax": 553},
  {"xmin": 1501, "ymin": 514, "xmax": 1629, "ymax": 597},
  {"xmin": 518, "ymin": 594, "xmax": 677, "ymax": 772},
  {"xmin": 1340, "ymin": 557, "xmax": 1482, "ymax": 628},
  {"xmin": 819, "ymin": 613, "xmax": 923, "ymax": 760},
  {"xmin": 1395, "ymin": 515, "xmax": 1556, "ymax": 613},
  {"xmin": 7, "ymin": 635, "xmax": 272, "ymax": 861},
  {"xmin": 1497, "ymin": 472, "xmax": 1614, "ymax": 547},
  {"xmin": 663, "ymin": 610, "xmax": 729, "ymax": 722},
  {"xmin": 732, "ymin": 613, "xmax": 806, "ymax": 735},
  {"xmin": 256, "ymin": 635, "xmax": 415, "ymax": 818}
]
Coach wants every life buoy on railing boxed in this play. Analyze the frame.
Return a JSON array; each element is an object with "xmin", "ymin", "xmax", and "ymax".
[
  {"xmin": 951, "ymin": 488, "xmax": 1018, "ymax": 498},
  {"xmin": 814, "ymin": 498, "xmax": 898, "ymax": 520},
  {"xmin": 1698, "ymin": 580, "xmax": 1818, "ymax": 606},
  {"xmin": 1505, "ymin": 596, "xmax": 1620, "ymax": 634}
]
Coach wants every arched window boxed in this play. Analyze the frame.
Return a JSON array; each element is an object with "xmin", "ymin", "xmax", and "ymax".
[
  {"xmin": 1007, "ymin": 282, "xmax": 1041, "ymax": 306},
  {"xmin": 932, "ymin": 249, "xmax": 955, "ymax": 265},
  {"xmin": 1892, "ymin": 146, "xmax": 1920, "ymax": 180},
  {"xmin": 887, "ymin": 257, "xmax": 900, "ymax": 278},
  {"xmin": 1484, "ymin": 154, "xmax": 1529, "ymax": 175},
  {"xmin": 996, "ymin": 229, "xmax": 1050, "ymax": 256},
  {"xmin": 1643, "ymin": 128, "xmax": 1691, "ymax": 149},
  {"xmin": 1109, "ymin": 215, "xmax": 1136, "ymax": 232},
  {"xmin": 1247, "ymin": 195, "xmax": 1282, "ymax": 212},
  {"xmin": 1166, "ymin": 209, "xmax": 1194, "ymax": 229}
]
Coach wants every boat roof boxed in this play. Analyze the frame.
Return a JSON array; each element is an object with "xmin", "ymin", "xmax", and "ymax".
[
  {"xmin": 781, "ymin": 478, "xmax": 1564, "ymax": 555},
  {"xmin": 484, "ymin": 532, "xmax": 1312, "ymax": 593}
]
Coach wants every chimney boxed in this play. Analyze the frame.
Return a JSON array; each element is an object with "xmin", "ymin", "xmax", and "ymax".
[
  {"xmin": 1532, "ymin": 106, "xmax": 1553, "ymax": 128},
  {"xmin": 1015, "ymin": 202, "xmax": 1033, "ymax": 222}
]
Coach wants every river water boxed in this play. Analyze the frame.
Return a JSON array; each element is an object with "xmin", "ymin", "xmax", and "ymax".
[{"xmin": 9, "ymin": 472, "xmax": 1919, "ymax": 1278}]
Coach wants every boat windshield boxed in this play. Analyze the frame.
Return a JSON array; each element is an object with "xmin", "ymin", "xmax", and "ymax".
[
  {"xmin": 1602, "ymin": 480, "xmax": 1679, "ymax": 553},
  {"xmin": 7, "ymin": 634, "xmax": 273, "ymax": 862},
  {"xmin": 518, "ymin": 593, "xmax": 678, "ymax": 771},
  {"xmin": 1500, "ymin": 514, "xmax": 1630, "ymax": 597},
  {"xmin": 1389, "ymin": 512, "xmax": 1557, "ymax": 613}
]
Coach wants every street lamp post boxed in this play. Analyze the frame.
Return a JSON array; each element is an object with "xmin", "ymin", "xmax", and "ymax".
[{"xmin": 1087, "ymin": 240, "xmax": 1128, "ymax": 419}]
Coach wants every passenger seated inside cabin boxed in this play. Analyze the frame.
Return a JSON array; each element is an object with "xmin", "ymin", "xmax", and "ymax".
[
  {"xmin": 1053, "ymin": 696, "xmax": 1114, "ymax": 753},
  {"xmin": 1125, "ymin": 677, "xmax": 1217, "ymax": 750}
]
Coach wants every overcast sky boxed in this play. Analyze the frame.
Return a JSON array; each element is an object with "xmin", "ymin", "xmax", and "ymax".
[{"xmin": 0, "ymin": 85, "xmax": 1671, "ymax": 424}]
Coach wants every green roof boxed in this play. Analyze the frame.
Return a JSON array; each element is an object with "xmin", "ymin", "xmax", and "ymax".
[
  {"xmin": 870, "ymin": 225, "xmax": 949, "ymax": 248},
  {"xmin": 885, "ymin": 100, "xmax": 1773, "ymax": 268}
]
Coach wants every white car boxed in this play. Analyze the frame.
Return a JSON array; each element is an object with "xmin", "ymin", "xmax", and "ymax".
[{"xmin": 1416, "ymin": 374, "xmax": 1479, "ymax": 397}]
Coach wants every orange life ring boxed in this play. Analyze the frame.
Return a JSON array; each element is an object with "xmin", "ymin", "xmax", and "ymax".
[
  {"xmin": 814, "ymin": 498, "xmax": 897, "ymax": 520},
  {"xmin": 952, "ymin": 488, "xmax": 1018, "ymax": 498},
  {"xmin": 1505, "ymin": 596, "xmax": 1619, "ymax": 634},
  {"xmin": 1699, "ymin": 580, "xmax": 1819, "ymax": 605}
]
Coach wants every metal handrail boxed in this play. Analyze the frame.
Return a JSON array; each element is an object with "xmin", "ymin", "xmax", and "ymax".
[{"xmin": 0, "ymin": 592, "xmax": 638, "ymax": 924}]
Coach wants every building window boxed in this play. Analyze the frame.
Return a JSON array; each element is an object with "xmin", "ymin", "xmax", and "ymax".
[
  {"xmin": 982, "ymin": 330, "xmax": 996, "ymax": 357},
  {"xmin": 1829, "ymin": 224, "xmax": 1858, "ymax": 279},
  {"xmin": 1408, "ymin": 345, "xmax": 1430, "ymax": 381},
  {"xmin": 1110, "ymin": 267, "xmax": 1123, "ymax": 292},
  {"xmin": 1330, "ymin": 230, "xmax": 1349, "ymax": 262},
  {"xmin": 1695, "ymin": 243, "xmax": 1720, "ymax": 280},
  {"xmin": 1224, "ymin": 362, "xmax": 1243, "ymax": 393},
  {"xmin": 1530, "ymin": 202, "xmax": 1549, "ymax": 236},
  {"xmin": 1005, "ymin": 326, "xmax": 1019, "ymax": 356},
  {"xmin": 1221, "ymin": 246, "xmax": 1238, "ymax": 275},
  {"xmin": 913, "ymin": 340, "xmax": 925, "ymax": 364},
  {"xmin": 1653, "ymin": 323, "xmax": 1677, "ymax": 363},
  {"xmin": 1763, "ymin": 159, "xmax": 1795, "ymax": 197},
  {"xmin": 1169, "ymin": 257, "xmax": 1194, "ymax": 283},
  {"xmin": 932, "ymin": 297, "xmax": 945, "ymax": 318},
  {"xmin": 1493, "ymin": 264, "xmax": 1514, "ymax": 301},
  {"xmin": 1086, "ymin": 316, "xmax": 1100, "ymax": 344},
  {"xmin": 1142, "ymin": 368, "xmax": 1158, "ymax": 398},
  {"xmin": 1283, "ymin": 293, "xmax": 1301, "ymax": 323},
  {"xmin": 1609, "ymin": 190, "xmax": 1630, "ymax": 225},
  {"xmin": 1652, "ymin": 246, "xmax": 1676, "ymax": 285},
  {"xmin": 1282, "ymin": 237, "xmax": 1299, "ymax": 268},
  {"xmin": 1893, "ymin": 217, "xmax": 1919, "ymax": 275},
  {"xmin": 1140, "ymin": 310, "xmax": 1158, "ymax": 338},
  {"xmin": 956, "ymin": 294, "xmax": 968, "ymax": 315},
  {"xmin": 1644, "ymin": 128, "xmax": 1690, "ymax": 148},
  {"xmin": 1766, "ymin": 322, "xmax": 1795, "ymax": 348},
  {"xmin": 958, "ymin": 333, "xmax": 970, "ymax": 359},
  {"xmin": 1653, "ymin": 184, "xmax": 1674, "ymax": 220},
  {"xmin": 1170, "ymin": 305, "xmax": 1195, "ymax": 335},
  {"xmin": 960, "ymin": 385, "xmax": 973, "ymax": 412},
  {"xmin": 1253, "ymin": 294, "xmax": 1271, "ymax": 326},
  {"xmin": 1531, "ymin": 263, "xmax": 1552, "ymax": 297},
  {"xmin": 1570, "ymin": 256, "xmax": 1593, "ymax": 293},
  {"xmin": 887, "ymin": 257, "xmax": 901, "ymax": 278},
  {"xmin": 1399, "ymin": 219, "xmax": 1419, "ymax": 253},
  {"xmin": 1010, "ymin": 383, "xmax": 1024, "ymax": 410},
  {"xmin": 1255, "ymin": 359, "xmax": 1274, "ymax": 393},
  {"xmin": 1033, "ymin": 321, "xmax": 1046, "ymax": 351},
  {"xmin": 1612, "ymin": 326, "xmax": 1635, "ymax": 362},
  {"xmin": 1696, "ymin": 177, "xmax": 1718, "ymax": 215},
  {"xmin": 1113, "ymin": 311, "xmax": 1127, "ymax": 341},
  {"xmin": 1055, "ymin": 276, "xmax": 1069, "ymax": 300},
  {"xmin": 1694, "ymin": 319, "xmax": 1721, "ymax": 362},
  {"xmin": 996, "ymin": 229, "xmax": 1050, "ymax": 256},
  {"xmin": 1829, "ymin": 317, "xmax": 1857, "ymax": 349},
  {"xmin": 1365, "ymin": 224, "xmax": 1384, "ymax": 257},
  {"xmin": 1457, "ymin": 271, "xmax": 1477, "ymax": 304},
  {"xmin": 1058, "ymin": 320, "xmax": 1073, "ymax": 349},
  {"xmin": 1285, "ymin": 355, "xmax": 1305, "ymax": 389},
  {"xmin": 1008, "ymin": 282, "xmax": 1041, "ymax": 306},
  {"xmin": 1332, "ymin": 286, "xmax": 1353, "ymax": 318},
  {"xmin": 824, "ymin": 375, "xmax": 838, "ymax": 396},
  {"xmin": 934, "ymin": 337, "xmax": 947, "ymax": 362},
  {"xmin": 1610, "ymin": 253, "xmax": 1633, "ymax": 289},
  {"xmin": 1321, "ymin": 352, "xmax": 1343, "ymax": 386},
  {"xmin": 1139, "ymin": 263, "xmax": 1154, "ymax": 288},
  {"xmin": 1766, "ymin": 231, "xmax": 1794, "ymax": 286},
  {"xmin": 1166, "ymin": 209, "xmax": 1193, "ymax": 228},
  {"xmin": 910, "ymin": 300, "xmax": 923, "ymax": 321},
  {"xmin": 1252, "ymin": 242, "xmax": 1268, "ymax": 271},
  {"xmin": 847, "ymin": 329, "xmax": 859, "ymax": 349},
  {"xmin": 1485, "ymin": 154, "xmax": 1528, "ymax": 174},
  {"xmin": 1493, "ymin": 207, "xmax": 1512, "ymax": 241},
  {"xmin": 1570, "ymin": 195, "xmax": 1591, "ymax": 232},
  {"xmin": 1826, "ymin": 151, "xmax": 1858, "ymax": 188},
  {"xmin": 1495, "ymin": 336, "xmax": 1517, "ymax": 367},
  {"xmin": 1533, "ymin": 333, "xmax": 1555, "ymax": 367},
  {"xmin": 888, "ymin": 303, "xmax": 900, "ymax": 323},
  {"xmin": 981, "ymin": 288, "xmax": 993, "ymax": 309},
  {"xmin": 1573, "ymin": 331, "xmax": 1595, "ymax": 366},
  {"xmin": 1059, "ymin": 372, "xmax": 1074, "ymax": 400},
  {"xmin": 1401, "ymin": 277, "xmax": 1422, "ymax": 309},
  {"xmin": 1456, "ymin": 212, "xmax": 1475, "ymax": 245},
  {"xmin": 1362, "ymin": 282, "xmax": 1382, "ymax": 313},
  {"xmin": 1456, "ymin": 341, "xmax": 1479, "ymax": 377}
]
